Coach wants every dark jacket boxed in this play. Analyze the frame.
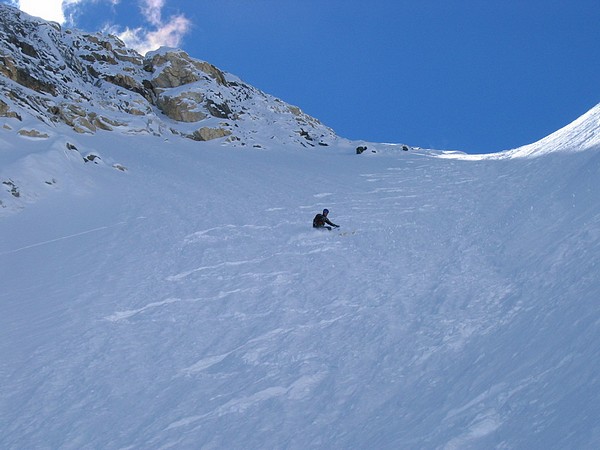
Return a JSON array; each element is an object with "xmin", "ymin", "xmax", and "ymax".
[{"xmin": 313, "ymin": 213, "xmax": 338, "ymax": 229}]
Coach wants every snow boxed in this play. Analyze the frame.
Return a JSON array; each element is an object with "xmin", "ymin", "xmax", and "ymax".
[
  {"xmin": 440, "ymin": 103, "xmax": 600, "ymax": 161},
  {"xmin": 2, "ymin": 108, "xmax": 600, "ymax": 449},
  {"xmin": 1, "ymin": 7, "xmax": 600, "ymax": 446}
]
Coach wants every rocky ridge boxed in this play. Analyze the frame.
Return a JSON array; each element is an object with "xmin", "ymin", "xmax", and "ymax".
[{"xmin": 0, "ymin": 4, "xmax": 336, "ymax": 147}]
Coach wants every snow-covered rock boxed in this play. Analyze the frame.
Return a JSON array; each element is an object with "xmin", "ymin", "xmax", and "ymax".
[{"xmin": 0, "ymin": 4, "xmax": 336, "ymax": 147}]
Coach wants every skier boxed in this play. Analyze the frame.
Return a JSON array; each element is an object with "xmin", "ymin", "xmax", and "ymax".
[{"xmin": 313, "ymin": 208, "xmax": 339, "ymax": 230}]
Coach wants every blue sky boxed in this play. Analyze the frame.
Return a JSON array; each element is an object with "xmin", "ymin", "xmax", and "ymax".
[{"xmin": 5, "ymin": 0, "xmax": 600, "ymax": 153}]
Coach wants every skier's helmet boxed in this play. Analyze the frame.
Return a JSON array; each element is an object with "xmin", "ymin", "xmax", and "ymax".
[{"xmin": 323, "ymin": 209, "xmax": 329, "ymax": 215}]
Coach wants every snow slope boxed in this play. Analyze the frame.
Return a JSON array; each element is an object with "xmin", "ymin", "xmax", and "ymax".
[
  {"xmin": 2, "ymin": 104, "xmax": 600, "ymax": 449},
  {"xmin": 440, "ymin": 103, "xmax": 600, "ymax": 161}
]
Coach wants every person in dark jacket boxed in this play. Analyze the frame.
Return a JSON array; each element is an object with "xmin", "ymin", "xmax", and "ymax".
[{"xmin": 313, "ymin": 208, "xmax": 339, "ymax": 230}]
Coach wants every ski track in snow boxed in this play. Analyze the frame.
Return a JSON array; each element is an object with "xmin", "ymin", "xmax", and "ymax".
[
  {"xmin": 165, "ymin": 257, "xmax": 268, "ymax": 281},
  {"xmin": 0, "ymin": 221, "xmax": 127, "ymax": 255},
  {"xmin": 104, "ymin": 291, "xmax": 250, "ymax": 322}
]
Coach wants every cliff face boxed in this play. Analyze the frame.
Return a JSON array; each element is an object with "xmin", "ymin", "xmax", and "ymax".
[{"xmin": 0, "ymin": 4, "xmax": 336, "ymax": 147}]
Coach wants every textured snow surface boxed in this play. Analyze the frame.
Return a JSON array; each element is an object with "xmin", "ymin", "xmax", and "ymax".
[{"xmin": 2, "ymin": 112, "xmax": 600, "ymax": 448}]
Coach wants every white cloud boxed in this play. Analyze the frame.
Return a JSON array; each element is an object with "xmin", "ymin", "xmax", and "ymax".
[
  {"xmin": 11, "ymin": 0, "xmax": 191, "ymax": 56},
  {"xmin": 115, "ymin": 14, "xmax": 190, "ymax": 55},
  {"xmin": 14, "ymin": 0, "xmax": 69, "ymax": 23},
  {"xmin": 14, "ymin": 0, "xmax": 111, "ymax": 25},
  {"xmin": 141, "ymin": 0, "xmax": 164, "ymax": 27},
  {"xmin": 114, "ymin": 1, "xmax": 192, "ymax": 55}
]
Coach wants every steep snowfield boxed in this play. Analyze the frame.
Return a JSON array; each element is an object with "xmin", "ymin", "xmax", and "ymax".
[{"xmin": 2, "ymin": 112, "xmax": 600, "ymax": 449}]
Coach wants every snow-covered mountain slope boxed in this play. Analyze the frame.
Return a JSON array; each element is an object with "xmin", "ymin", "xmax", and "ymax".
[
  {"xmin": 505, "ymin": 102, "xmax": 600, "ymax": 158},
  {"xmin": 0, "ymin": 2, "xmax": 342, "ymax": 217},
  {"xmin": 440, "ymin": 103, "xmax": 600, "ymax": 161},
  {"xmin": 2, "ymin": 3, "xmax": 600, "ymax": 449},
  {"xmin": 2, "ymin": 109, "xmax": 600, "ymax": 448},
  {"xmin": 0, "ymin": 4, "xmax": 335, "ymax": 148}
]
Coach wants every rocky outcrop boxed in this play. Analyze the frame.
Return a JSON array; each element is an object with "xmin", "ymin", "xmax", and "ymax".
[
  {"xmin": 156, "ymin": 92, "xmax": 206, "ymax": 122},
  {"xmin": 0, "ymin": 3, "xmax": 338, "ymax": 147},
  {"xmin": 0, "ymin": 99, "xmax": 21, "ymax": 120},
  {"xmin": 144, "ymin": 50, "xmax": 201, "ymax": 88},
  {"xmin": 47, "ymin": 103, "xmax": 128, "ymax": 133},
  {"xmin": 144, "ymin": 49, "xmax": 227, "ymax": 88},
  {"xmin": 0, "ymin": 55, "xmax": 57, "ymax": 96},
  {"xmin": 191, "ymin": 127, "xmax": 232, "ymax": 141},
  {"xmin": 143, "ymin": 49, "xmax": 235, "ymax": 122},
  {"xmin": 17, "ymin": 128, "xmax": 49, "ymax": 138}
]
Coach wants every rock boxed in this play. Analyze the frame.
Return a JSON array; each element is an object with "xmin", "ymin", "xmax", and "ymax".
[
  {"xmin": 71, "ymin": 117, "xmax": 96, "ymax": 133},
  {"xmin": 2, "ymin": 179, "xmax": 20, "ymax": 197},
  {"xmin": 191, "ymin": 127, "xmax": 232, "ymax": 141},
  {"xmin": 144, "ymin": 49, "xmax": 228, "ymax": 88},
  {"xmin": 205, "ymin": 99, "xmax": 232, "ymax": 119},
  {"xmin": 156, "ymin": 92, "xmax": 207, "ymax": 122},
  {"xmin": 192, "ymin": 60, "xmax": 227, "ymax": 86},
  {"xmin": 84, "ymin": 153, "xmax": 100, "ymax": 163},
  {"xmin": 0, "ymin": 3, "xmax": 339, "ymax": 148},
  {"xmin": 145, "ymin": 50, "xmax": 202, "ymax": 88},
  {"xmin": 0, "ymin": 55, "xmax": 57, "ymax": 95},
  {"xmin": 17, "ymin": 129, "xmax": 49, "ymax": 138},
  {"xmin": 86, "ymin": 113, "xmax": 126, "ymax": 131},
  {"xmin": 0, "ymin": 99, "xmax": 21, "ymax": 120},
  {"xmin": 288, "ymin": 106, "xmax": 301, "ymax": 116},
  {"xmin": 103, "ymin": 73, "xmax": 151, "ymax": 101}
]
